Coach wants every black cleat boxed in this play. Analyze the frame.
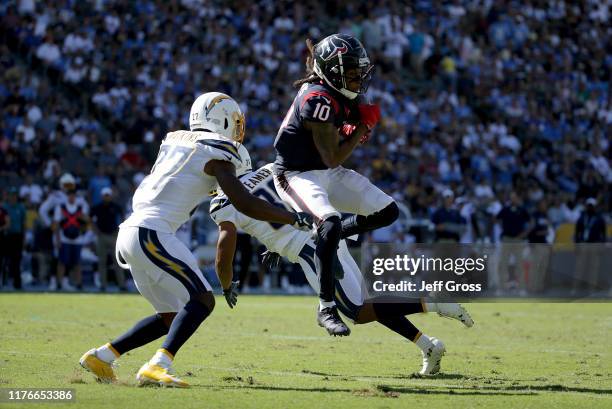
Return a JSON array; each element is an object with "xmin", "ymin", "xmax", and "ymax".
[{"xmin": 317, "ymin": 306, "xmax": 351, "ymax": 336}]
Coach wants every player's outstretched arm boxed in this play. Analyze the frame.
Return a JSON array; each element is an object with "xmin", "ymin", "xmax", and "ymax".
[
  {"xmin": 205, "ymin": 160, "xmax": 310, "ymax": 228},
  {"xmin": 307, "ymin": 121, "xmax": 368, "ymax": 168},
  {"xmin": 215, "ymin": 221, "xmax": 239, "ymax": 308}
]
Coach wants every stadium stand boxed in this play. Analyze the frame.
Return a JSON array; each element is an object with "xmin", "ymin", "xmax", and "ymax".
[{"xmin": 0, "ymin": 0, "xmax": 609, "ymax": 292}]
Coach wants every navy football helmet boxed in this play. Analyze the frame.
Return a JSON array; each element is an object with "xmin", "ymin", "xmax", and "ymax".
[{"xmin": 312, "ymin": 33, "xmax": 373, "ymax": 100}]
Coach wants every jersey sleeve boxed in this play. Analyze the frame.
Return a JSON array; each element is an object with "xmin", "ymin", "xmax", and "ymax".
[
  {"xmin": 53, "ymin": 205, "xmax": 62, "ymax": 223},
  {"xmin": 196, "ymin": 139, "xmax": 243, "ymax": 170},
  {"xmin": 79, "ymin": 197, "xmax": 90, "ymax": 215},
  {"xmin": 299, "ymin": 93, "xmax": 339, "ymax": 123},
  {"xmin": 209, "ymin": 195, "xmax": 238, "ymax": 225}
]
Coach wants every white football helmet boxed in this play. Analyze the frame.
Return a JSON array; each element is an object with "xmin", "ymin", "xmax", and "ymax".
[
  {"xmin": 189, "ymin": 92, "xmax": 245, "ymax": 143},
  {"xmin": 235, "ymin": 144, "xmax": 252, "ymax": 177},
  {"xmin": 59, "ymin": 173, "xmax": 76, "ymax": 188}
]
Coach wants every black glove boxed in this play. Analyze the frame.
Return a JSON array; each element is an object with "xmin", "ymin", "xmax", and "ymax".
[
  {"xmin": 261, "ymin": 250, "xmax": 282, "ymax": 270},
  {"xmin": 223, "ymin": 280, "xmax": 240, "ymax": 309},
  {"xmin": 292, "ymin": 211, "xmax": 314, "ymax": 231}
]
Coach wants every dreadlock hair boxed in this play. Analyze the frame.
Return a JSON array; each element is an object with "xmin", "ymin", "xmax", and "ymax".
[{"xmin": 293, "ymin": 38, "xmax": 320, "ymax": 88}]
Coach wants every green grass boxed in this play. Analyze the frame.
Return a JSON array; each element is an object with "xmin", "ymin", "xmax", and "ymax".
[{"xmin": 0, "ymin": 294, "xmax": 611, "ymax": 408}]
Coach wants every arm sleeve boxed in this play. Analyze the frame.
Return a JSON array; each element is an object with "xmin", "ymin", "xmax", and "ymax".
[
  {"xmin": 79, "ymin": 198, "xmax": 90, "ymax": 215},
  {"xmin": 39, "ymin": 199, "xmax": 53, "ymax": 226},
  {"xmin": 53, "ymin": 205, "xmax": 61, "ymax": 223},
  {"xmin": 300, "ymin": 94, "xmax": 339, "ymax": 123}
]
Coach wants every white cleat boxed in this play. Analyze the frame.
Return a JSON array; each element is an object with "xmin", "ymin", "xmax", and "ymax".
[
  {"xmin": 434, "ymin": 303, "xmax": 474, "ymax": 327},
  {"xmin": 419, "ymin": 338, "xmax": 446, "ymax": 375}
]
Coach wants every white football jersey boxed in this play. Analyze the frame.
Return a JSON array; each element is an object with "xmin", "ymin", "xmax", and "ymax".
[
  {"xmin": 209, "ymin": 164, "xmax": 311, "ymax": 263},
  {"xmin": 122, "ymin": 130, "xmax": 243, "ymax": 233}
]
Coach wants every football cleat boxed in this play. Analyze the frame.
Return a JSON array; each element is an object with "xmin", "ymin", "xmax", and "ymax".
[
  {"xmin": 317, "ymin": 306, "xmax": 351, "ymax": 336},
  {"xmin": 136, "ymin": 363, "xmax": 189, "ymax": 388},
  {"xmin": 434, "ymin": 303, "xmax": 474, "ymax": 327},
  {"xmin": 79, "ymin": 349, "xmax": 117, "ymax": 383},
  {"xmin": 419, "ymin": 338, "xmax": 446, "ymax": 375}
]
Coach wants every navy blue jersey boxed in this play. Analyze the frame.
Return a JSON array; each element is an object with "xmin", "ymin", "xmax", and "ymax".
[{"xmin": 274, "ymin": 82, "xmax": 355, "ymax": 171}]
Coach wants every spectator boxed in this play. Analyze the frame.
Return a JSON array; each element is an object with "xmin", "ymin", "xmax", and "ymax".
[
  {"xmin": 88, "ymin": 165, "xmax": 112, "ymax": 206},
  {"xmin": 51, "ymin": 182, "xmax": 90, "ymax": 291},
  {"xmin": 573, "ymin": 198, "xmax": 607, "ymax": 294},
  {"xmin": 0, "ymin": 196, "xmax": 10, "ymax": 286},
  {"xmin": 40, "ymin": 173, "xmax": 87, "ymax": 289},
  {"xmin": 35, "ymin": 34, "xmax": 61, "ymax": 67},
  {"xmin": 528, "ymin": 199, "xmax": 552, "ymax": 293},
  {"xmin": 19, "ymin": 174, "xmax": 44, "ymax": 205},
  {"xmin": 431, "ymin": 189, "xmax": 465, "ymax": 243},
  {"xmin": 0, "ymin": 1, "xmax": 610, "ymax": 293},
  {"xmin": 1, "ymin": 187, "xmax": 26, "ymax": 289},
  {"xmin": 496, "ymin": 191, "xmax": 532, "ymax": 293},
  {"xmin": 90, "ymin": 187, "xmax": 124, "ymax": 292},
  {"xmin": 529, "ymin": 200, "xmax": 551, "ymax": 243}
]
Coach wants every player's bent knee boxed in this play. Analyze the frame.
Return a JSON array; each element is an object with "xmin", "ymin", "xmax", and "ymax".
[
  {"xmin": 354, "ymin": 304, "xmax": 377, "ymax": 324},
  {"xmin": 192, "ymin": 291, "xmax": 215, "ymax": 314},
  {"xmin": 318, "ymin": 215, "xmax": 342, "ymax": 243},
  {"xmin": 159, "ymin": 312, "xmax": 177, "ymax": 328}
]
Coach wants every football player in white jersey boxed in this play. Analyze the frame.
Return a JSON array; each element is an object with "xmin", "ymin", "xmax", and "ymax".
[
  {"xmin": 79, "ymin": 92, "xmax": 314, "ymax": 387},
  {"xmin": 210, "ymin": 161, "xmax": 474, "ymax": 375}
]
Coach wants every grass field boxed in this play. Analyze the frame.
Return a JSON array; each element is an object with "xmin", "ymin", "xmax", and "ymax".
[{"xmin": 0, "ymin": 294, "xmax": 610, "ymax": 408}]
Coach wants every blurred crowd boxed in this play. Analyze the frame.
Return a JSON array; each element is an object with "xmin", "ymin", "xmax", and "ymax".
[{"xmin": 0, "ymin": 0, "xmax": 609, "ymax": 291}]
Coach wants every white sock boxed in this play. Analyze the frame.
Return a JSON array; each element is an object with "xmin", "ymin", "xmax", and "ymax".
[
  {"xmin": 150, "ymin": 349, "xmax": 173, "ymax": 368},
  {"xmin": 414, "ymin": 333, "xmax": 434, "ymax": 352},
  {"xmin": 96, "ymin": 343, "xmax": 119, "ymax": 363},
  {"xmin": 319, "ymin": 300, "xmax": 336, "ymax": 311},
  {"xmin": 424, "ymin": 302, "xmax": 438, "ymax": 313}
]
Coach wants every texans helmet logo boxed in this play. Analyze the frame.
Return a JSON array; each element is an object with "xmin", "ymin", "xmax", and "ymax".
[{"xmin": 321, "ymin": 36, "xmax": 349, "ymax": 61}]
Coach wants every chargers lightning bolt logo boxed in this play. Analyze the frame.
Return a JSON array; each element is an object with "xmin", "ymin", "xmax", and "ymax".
[
  {"xmin": 205, "ymin": 94, "xmax": 230, "ymax": 118},
  {"xmin": 143, "ymin": 233, "xmax": 193, "ymax": 286}
]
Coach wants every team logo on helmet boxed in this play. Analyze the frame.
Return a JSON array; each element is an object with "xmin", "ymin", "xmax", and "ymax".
[
  {"xmin": 320, "ymin": 35, "xmax": 349, "ymax": 61},
  {"xmin": 205, "ymin": 94, "xmax": 230, "ymax": 118}
]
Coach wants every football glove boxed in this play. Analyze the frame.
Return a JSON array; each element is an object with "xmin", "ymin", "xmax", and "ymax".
[
  {"xmin": 261, "ymin": 250, "xmax": 282, "ymax": 270},
  {"xmin": 292, "ymin": 211, "xmax": 314, "ymax": 231},
  {"xmin": 223, "ymin": 280, "xmax": 240, "ymax": 309},
  {"xmin": 358, "ymin": 103, "xmax": 381, "ymax": 130},
  {"xmin": 359, "ymin": 132, "xmax": 371, "ymax": 144},
  {"xmin": 340, "ymin": 123, "xmax": 356, "ymax": 139},
  {"xmin": 341, "ymin": 123, "xmax": 371, "ymax": 144}
]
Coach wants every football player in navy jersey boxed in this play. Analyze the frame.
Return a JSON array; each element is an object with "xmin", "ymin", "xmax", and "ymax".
[{"xmin": 273, "ymin": 34, "xmax": 400, "ymax": 336}]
